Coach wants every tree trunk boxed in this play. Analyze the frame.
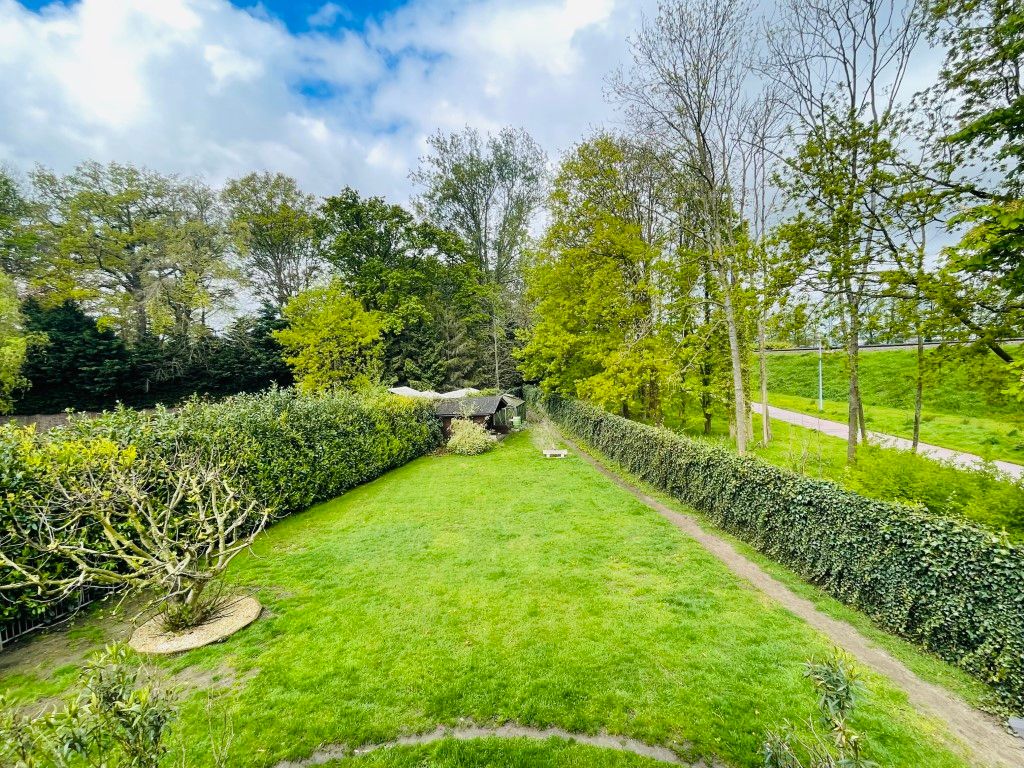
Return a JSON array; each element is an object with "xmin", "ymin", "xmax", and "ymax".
[
  {"xmin": 719, "ymin": 263, "xmax": 747, "ymax": 455},
  {"xmin": 846, "ymin": 312, "xmax": 860, "ymax": 464},
  {"xmin": 856, "ymin": 385, "xmax": 868, "ymax": 443},
  {"xmin": 758, "ymin": 316, "xmax": 771, "ymax": 445},
  {"xmin": 913, "ymin": 330, "xmax": 924, "ymax": 451},
  {"xmin": 491, "ymin": 312, "xmax": 501, "ymax": 390}
]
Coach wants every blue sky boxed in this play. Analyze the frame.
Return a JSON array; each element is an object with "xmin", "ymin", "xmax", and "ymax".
[
  {"xmin": 1, "ymin": 0, "xmax": 941, "ymax": 207},
  {"xmin": 16, "ymin": 0, "xmax": 409, "ymax": 30},
  {"xmin": 0, "ymin": 0, "xmax": 650, "ymax": 202}
]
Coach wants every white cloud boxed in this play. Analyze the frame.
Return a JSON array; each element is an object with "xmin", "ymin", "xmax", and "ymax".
[
  {"xmin": 0, "ymin": 0, "xmax": 651, "ymax": 202},
  {"xmin": 204, "ymin": 44, "xmax": 264, "ymax": 86},
  {"xmin": 307, "ymin": 2, "xmax": 349, "ymax": 29}
]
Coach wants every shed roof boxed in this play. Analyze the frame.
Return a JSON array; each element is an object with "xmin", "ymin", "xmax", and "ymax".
[{"xmin": 433, "ymin": 395, "xmax": 514, "ymax": 418}]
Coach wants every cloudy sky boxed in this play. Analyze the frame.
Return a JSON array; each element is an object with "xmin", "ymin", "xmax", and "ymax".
[{"xmin": 0, "ymin": 0, "xmax": 663, "ymax": 204}]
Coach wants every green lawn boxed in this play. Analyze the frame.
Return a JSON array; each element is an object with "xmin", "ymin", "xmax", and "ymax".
[
  {"xmin": 1, "ymin": 433, "xmax": 975, "ymax": 767},
  {"xmin": 767, "ymin": 392, "xmax": 1024, "ymax": 466},
  {"xmin": 760, "ymin": 347, "xmax": 1024, "ymax": 464}
]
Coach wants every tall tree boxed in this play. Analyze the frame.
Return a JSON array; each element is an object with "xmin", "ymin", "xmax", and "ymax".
[
  {"xmin": 613, "ymin": 0, "xmax": 770, "ymax": 453},
  {"xmin": 767, "ymin": 0, "xmax": 924, "ymax": 461},
  {"xmin": 222, "ymin": 172, "xmax": 322, "ymax": 313},
  {"xmin": 519, "ymin": 134, "xmax": 673, "ymax": 418},
  {"xmin": 15, "ymin": 299, "xmax": 131, "ymax": 413},
  {"xmin": 0, "ymin": 167, "xmax": 35, "ymax": 279},
  {"xmin": 319, "ymin": 187, "xmax": 488, "ymax": 389},
  {"xmin": 927, "ymin": 0, "xmax": 1023, "ymax": 303},
  {"xmin": 0, "ymin": 273, "xmax": 29, "ymax": 413},
  {"xmin": 152, "ymin": 179, "xmax": 236, "ymax": 340},
  {"xmin": 30, "ymin": 161, "xmax": 184, "ymax": 343},
  {"xmin": 411, "ymin": 126, "xmax": 547, "ymax": 389}
]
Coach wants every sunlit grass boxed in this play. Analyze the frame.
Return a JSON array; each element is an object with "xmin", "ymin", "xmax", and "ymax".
[{"xmin": 1, "ymin": 433, "xmax": 972, "ymax": 767}]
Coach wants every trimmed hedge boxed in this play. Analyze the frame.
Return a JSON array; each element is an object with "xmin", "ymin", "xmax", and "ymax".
[
  {"xmin": 537, "ymin": 391, "xmax": 1024, "ymax": 711},
  {"xmin": 1, "ymin": 387, "xmax": 442, "ymax": 625}
]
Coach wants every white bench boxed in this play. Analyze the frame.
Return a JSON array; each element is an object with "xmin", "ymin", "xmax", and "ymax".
[{"xmin": 543, "ymin": 449, "xmax": 568, "ymax": 459}]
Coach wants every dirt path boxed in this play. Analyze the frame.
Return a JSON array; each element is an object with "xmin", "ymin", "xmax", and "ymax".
[
  {"xmin": 272, "ymin": 723, "xmax": 720, "ymax": 767},
  {"xmin": 557, "ymin": 431, "xmax": 1024, "ymax": 768},
  {"xmin": 751, "ymin": 402, "xmax": 1024, "ymax": 479}
]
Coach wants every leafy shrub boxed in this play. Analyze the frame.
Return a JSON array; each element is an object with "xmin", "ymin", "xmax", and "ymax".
[
  {"xmin": 447, "ymin": 418, "xmax": 496, "ymax": 455},
  {"xmin": 0, "ymin": 387, "xmax": 442, "ymax": 626},
  {"xmin": 535, "ymin": 390, "xmax": 1024, "ymax": 711},
  {"xmin": 763, "ymin": 652, "xmax": 874, "ymax": 768},
  {"xmin": 843, "ymin": 445, "xmax": 1024, "ymax": 537},
  {"xmin": 0, "ymin": 644, "xmax": 172, "ymax": 768}
]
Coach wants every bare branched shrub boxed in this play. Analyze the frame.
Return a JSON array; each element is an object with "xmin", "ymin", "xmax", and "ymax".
[{"xmin": 0, "ymin": 445, "xmax": 270, "ymax": 630}]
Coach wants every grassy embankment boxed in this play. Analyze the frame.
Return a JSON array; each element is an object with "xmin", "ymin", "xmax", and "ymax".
[{"xmin": 760, "ymin": 345, "xmax": 1024, "ymax": 464}]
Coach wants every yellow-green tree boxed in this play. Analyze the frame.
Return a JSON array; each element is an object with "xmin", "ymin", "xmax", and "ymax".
[
  {"xmin": 0, "ymin": 272, "xmax": 29, "ymax": 413},
  {"xmin": 518, "ymin": 134, "xmax": 673, "ymax": 419},
  {"xmin": 274, "ymin": 280, "xmax": 384, "ymax": 393}
]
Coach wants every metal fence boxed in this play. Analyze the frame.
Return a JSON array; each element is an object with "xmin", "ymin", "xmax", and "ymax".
[{"xmin": 0, "ymin": 587, "xmax": 110, "ymax": 650}]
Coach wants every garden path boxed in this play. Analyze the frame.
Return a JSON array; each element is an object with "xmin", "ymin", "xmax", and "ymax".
[{"xmin": 273, "ymin": 724, "xmax": 717, "ymax": 767}]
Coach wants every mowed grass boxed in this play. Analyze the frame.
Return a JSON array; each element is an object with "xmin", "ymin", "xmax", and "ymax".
[
  {"xmin": 1, "ymin": 433, "xmax": 973, "ymax": 767},
  {"xmin": 768, "ymin": 392, "xmax": 1024, "ymax": 466},
  {"xmin": 761, "ymin": 347, "xmax": 1024, "ymax": 464}
]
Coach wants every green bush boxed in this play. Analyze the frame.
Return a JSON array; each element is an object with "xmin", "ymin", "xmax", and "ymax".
[
  {"xmin": 536, "ymin": 390, "xmax": 1024, "ymax": 712},
  {"xmin": 843, "ymin": 445, "xmax": 1024, "ymax": 536},
  {"xmin": 446, "ymin": 418, "xmax": 496, "ymax": 455},
  {"xmin": 0, "ymin": 387, "xmax": 442, "ymax": 625}
]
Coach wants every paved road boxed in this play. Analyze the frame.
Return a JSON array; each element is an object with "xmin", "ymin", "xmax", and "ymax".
[{"xmin": 751, "ymin": 402, "xmax": 1024, "ymax": 480}]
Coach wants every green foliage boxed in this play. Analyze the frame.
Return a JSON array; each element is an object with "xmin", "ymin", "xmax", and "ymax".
[
  {"xmin": 29, "ymin": 162, "xmax": 231, "ymax": 343},
  {"xmin": 274, "ymin": 280, "xmax": 385, "ymax": 393},
  {"xmin": 0, "ymin": 272, "xmax": 29, "ymax": 413},
  {"xmin": 0, "ymin": 166, "xmax": 36, "ymax": 278},
  {"xmin": 221, "ymin": 171, "xmax": 322, "ymax": 311},
  {"xmin": 763, "ymin": 652, "xmax": 874, "ymax": 768},
  {"xmin": 319, "ymin": 187, "xmax": 489, "ymax": 389},
  {"xmin": 843, "ymin": 444, "xmax": 1024, "ymax": 537},
  {"xmin": 518, "ymin": 134, "xmax": 674, "ymax": 418},
  {"xmin": 411, "ymin": 126, "xmax": 547, "ymax": 389},
  {"xmin": 0, "ymin": 644, "xmax": 172, "ymax": 768},
  {"xmin": 928, "ymin": 0, "xmax": 1024, "ymax": 303},
  {"xmin": 446, "ymin": 418, "xmax": 495, "ymax": 455},
  {"xmin": 538, "ymin": 390, "xmax": 1024, "ymax": 711},
  {"xmin": 0, "ymin": 433, "xmax": 974, "ymax": 767},
  {"xmin": 0, "ymin": 387, "xmax": 442, "ymax": 625}
]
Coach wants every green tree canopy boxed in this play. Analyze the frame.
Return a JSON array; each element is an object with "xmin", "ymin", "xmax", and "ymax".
[
  {"xmin": 319, "ymin": 186, "xmax": 488, "ymax": 390},
  {"xmin": 273, "ymin": 279, "xmax": 384, "ymax": 393},
  {"xmin": 519, "ymin": 134, "xmax": 672, "ymax": 416},
  {"xmin": 0, "ymin": 273, "xmax": 29, "ymax": 413},
  {"xmin": 222, "ymin": 171, "xmax": 322, "ymax": 312}
]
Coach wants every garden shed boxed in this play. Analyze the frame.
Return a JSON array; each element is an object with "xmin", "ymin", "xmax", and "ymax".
[{"xmin": 433, "ymin": 393, "xmax": 525, "ymax": 437}]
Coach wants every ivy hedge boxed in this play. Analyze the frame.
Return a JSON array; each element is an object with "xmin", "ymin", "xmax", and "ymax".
[
  {"xmin": 537, "ymin": 391, "xmax": 1024, "ymax": 712},
  {"xmin": 0, "ymin": 387, "xmax": 442, "ymax": 625}
]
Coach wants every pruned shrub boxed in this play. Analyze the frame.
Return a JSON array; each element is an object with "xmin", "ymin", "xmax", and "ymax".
[
  {"xmin": 535, "ymin": 390, "xmax": 1024, "ymax": 711},
  {"xmin": 447, "ymin": 418, "xmax": 496, "ymax": 455}
]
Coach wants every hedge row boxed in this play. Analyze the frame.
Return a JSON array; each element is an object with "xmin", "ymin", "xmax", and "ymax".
[
  {"xmin": 537, "ymin": 391, "xmax": 1024, "ymax": 712},
  {"xmin": 0, "ymin": 387, "xmax": 442, "ymax": 624}
]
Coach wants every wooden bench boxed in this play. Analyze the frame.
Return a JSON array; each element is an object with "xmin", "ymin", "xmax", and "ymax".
[{"xmin": 543, "ymin": 449, "xmax": 568, "ymax": 459}]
